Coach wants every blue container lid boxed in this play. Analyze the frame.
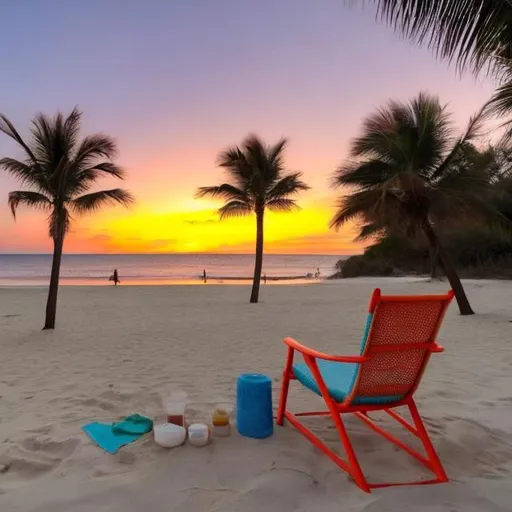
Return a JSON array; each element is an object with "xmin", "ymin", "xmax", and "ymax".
[{"xmin": 238, "ymin": 373, "xmax": 271, "ymax": 385}]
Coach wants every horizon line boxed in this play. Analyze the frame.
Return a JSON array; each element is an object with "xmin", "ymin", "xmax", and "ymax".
[{"xmin": 0, "ymin": 252, "xmax": 353, "ymax": 257}]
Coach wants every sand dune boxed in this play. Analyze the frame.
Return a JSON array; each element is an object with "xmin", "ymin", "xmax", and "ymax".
[{"xmin": 0, "ymin": 279, "xmax": 511, "ymax": 511}]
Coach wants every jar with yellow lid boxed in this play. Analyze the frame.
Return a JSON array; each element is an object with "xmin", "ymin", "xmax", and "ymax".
[{"xmin": 211, "ymin": 407, "xmax": 231, "ymax": 437}]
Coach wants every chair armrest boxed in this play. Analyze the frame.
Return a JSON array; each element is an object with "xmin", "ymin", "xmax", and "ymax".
[{"xmin": 283, "ymin": 337, "xmax": 369, "ymax": 363}]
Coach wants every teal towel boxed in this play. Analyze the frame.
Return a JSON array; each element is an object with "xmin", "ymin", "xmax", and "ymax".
[{"xmin": 82, "ymin": 414, "xmax": 153, "ymax": 454}]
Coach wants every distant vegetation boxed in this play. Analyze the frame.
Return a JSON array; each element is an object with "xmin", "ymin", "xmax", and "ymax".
[{"xmin": 330, "ymin": 137, "xmax": 512, "ymax": 282}]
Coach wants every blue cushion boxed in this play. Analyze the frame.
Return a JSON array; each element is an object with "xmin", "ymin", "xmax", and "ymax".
[
  {"xmin": 360, "ymin": 313, "xmax": 373, "ymax": 354},
  {"xmin": 293, "ymin": 360, "xmax": 403, "ymax": 405}
]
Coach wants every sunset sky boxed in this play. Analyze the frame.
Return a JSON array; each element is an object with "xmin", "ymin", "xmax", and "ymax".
[{"xmin": 0, "ymin": 0, "xmax": 495, "ymax": 255}]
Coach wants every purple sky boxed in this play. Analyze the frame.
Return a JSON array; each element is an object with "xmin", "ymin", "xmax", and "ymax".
[{"xmin": 0, "ymin": 0, "xmax": 496, "ymax": 253}]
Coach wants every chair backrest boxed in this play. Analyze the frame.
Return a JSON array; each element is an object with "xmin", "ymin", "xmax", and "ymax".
[{"xmin": 349, "ymin": 288, "xmax": 454, "ymax": 403}]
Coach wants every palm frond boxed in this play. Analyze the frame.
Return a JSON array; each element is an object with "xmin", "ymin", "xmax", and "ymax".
[
  {"xmin": 195, "ymin": 184, "xmax": 249, "ymax": 202},
  {"xmin": 73, "ymin": 134, "xmax": 117, "ymax": 168},
  {"xmin": 432, "ymin": 104, "xmax": 487, "ymax": 179},
  {"xmin": 218, "ymin": 200, "xmax": 253, "ymax": 219},
  {"xmin": 355, "ymin": 222, "xmax": 388, "ymax": 242},
  {"xmin": 374, "ymin": 0, "xmax": 512, "ymax": 76},
  {"xmin": 333, "ymin": 159, "xmax": 395, "ymax": 188},
  {"xmin": 70, "ymin": 189, "xmax": 134, "ymax": 214},
  {"xmin": 0, "ymin": 158, "xmax": 45, "ymax": 189},
  {"xmin": 0, "ymin": 114, "xmax": 39, "ymax": 166},
  {"xmin": 330, "ymin": 189, "xmax": 394, "ymax": 229},
  {"xmin": 62, "ymin": 107, "xmax": 82, "ymax": 154},
  {"xmin": 265, "ymin": 198, "xmax": 299, "ymax": 212},
  {"xmin": 216, "ymin": 146, "xmax": 254, "ymax": 189},
  {"xmin": 486, "ymin": 79, "xmax": 512, "ymax": 141},
  {"xmin": 266, "ymin": 172, "xmax": 310, "ymax": 199},
  {"xmin": 8, "ymin": 191, "xmax": 52, "ymax": 218},
  {"xmin": 69, "ymin": 162, "xmax": 126, "ymax": 196}
]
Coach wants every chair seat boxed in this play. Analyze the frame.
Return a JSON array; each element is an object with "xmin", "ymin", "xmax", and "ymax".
[{"xmin": 293, "ymin": 360, "xmax": 403, "ymax": 405}]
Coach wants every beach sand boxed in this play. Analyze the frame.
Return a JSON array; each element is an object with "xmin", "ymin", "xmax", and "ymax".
[{"xmin": 0, "ymin": 279, "xmax": 511, "ymax": 511}]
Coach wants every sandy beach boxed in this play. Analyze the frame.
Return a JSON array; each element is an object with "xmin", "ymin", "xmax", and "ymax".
[{"xmin": 0, "ymin": 279, "xmax": 511, "ymax": 511}]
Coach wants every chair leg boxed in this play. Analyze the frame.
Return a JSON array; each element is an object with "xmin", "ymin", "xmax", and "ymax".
[
  {"xmin": 277, "ymin": 347, "xmax": 294, "ymax": 426},
  {"xmin": 330, "ymin": 407, "xmax": 370, "ymax": 492},
  {"xmin": 407, "ymin": 399, "xmax": 448, "ymax": 482}
]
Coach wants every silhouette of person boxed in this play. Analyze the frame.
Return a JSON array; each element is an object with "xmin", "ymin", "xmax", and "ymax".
[
  {"xmin": 203, "ymin": 269, "xmax": 207, "ymax": 283},
  {"xmin": 263, "ymin": 273, "xmax": 267, "ymax": 284},
  {"xmin": 110, "ymin": 268, "xmax": 120, "ymax": 286}
]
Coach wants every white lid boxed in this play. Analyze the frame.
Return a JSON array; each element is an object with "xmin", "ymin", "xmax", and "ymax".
[{"xmin": 188, "ymin": 423, "xmax": 209, "ymax": 434}]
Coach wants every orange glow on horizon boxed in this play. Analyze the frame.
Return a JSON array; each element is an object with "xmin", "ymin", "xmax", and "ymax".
[{"xmin": 56, "ymin": 196, "xmax": 362, "ymax": 255}]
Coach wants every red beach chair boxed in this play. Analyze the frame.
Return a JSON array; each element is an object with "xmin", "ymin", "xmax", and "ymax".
[{"xmin": 277, "ymin": 288, "xmax": 454, "ymax": 492}]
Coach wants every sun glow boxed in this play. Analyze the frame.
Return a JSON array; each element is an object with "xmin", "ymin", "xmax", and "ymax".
[{"xmin": 73, "ymin": 197, "xmax": 360, "ymax": 255}]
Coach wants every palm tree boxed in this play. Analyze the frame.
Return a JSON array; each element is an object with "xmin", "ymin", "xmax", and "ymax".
[
  {"xmin": 0, "ymin": 108, "xmax": 134, "ymax": 329},
  {"xmin": 330, "ymin": 92, "xmax": 494, "ymax": 315},
  {"xmin": 370, "ymin": 1, "xmax": 512, "ymax": 136},
  {"xmin": 196, "ymin": 135, "xmax": 309, "ymax": 303}
]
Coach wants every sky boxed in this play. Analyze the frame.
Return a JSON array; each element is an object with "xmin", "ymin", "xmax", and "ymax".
[{"xmin": 0, "ymin": 0, "xmax": 496, "ymax": 254}]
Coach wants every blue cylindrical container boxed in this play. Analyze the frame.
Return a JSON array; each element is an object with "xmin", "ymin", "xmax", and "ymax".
[{"xmin": 236, "ymin": 373, "xmax": 273, "ymax": 439}]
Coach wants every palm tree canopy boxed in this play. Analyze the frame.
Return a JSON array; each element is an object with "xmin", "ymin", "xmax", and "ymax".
[
  {"xmin": 0, "ymin": 108, "xmax": 134, "ymax": 237},
  {"xmin": 331, "ymin": 93, "xmax": 495, "ymax": 236},
  {"xmin": 196, "ymin": 135, "xmax": 309, "ymax": 218},
  {"xmin": 372, "ymin": 0, "xmax": 512, "ymax": 76}
]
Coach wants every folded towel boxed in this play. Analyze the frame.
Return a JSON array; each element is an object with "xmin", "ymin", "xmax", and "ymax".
[{"xmin": 82, "ymin": 414, "xmax": 153, "ymax": 454}]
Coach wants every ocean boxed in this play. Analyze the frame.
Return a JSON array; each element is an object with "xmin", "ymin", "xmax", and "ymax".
[{"xmin": 0, "ymin": 254, "xmax": 342, "ymax": 286}]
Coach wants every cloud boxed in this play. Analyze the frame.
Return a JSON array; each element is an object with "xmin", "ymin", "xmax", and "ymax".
[{"xmin": 183, "ymin": 218, "xmax": 218, "ymax": 225}]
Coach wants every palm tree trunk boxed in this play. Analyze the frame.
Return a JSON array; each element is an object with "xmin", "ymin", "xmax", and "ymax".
[
  {"xmin": 429, "ymin": 244, "xmax": 438, "ymax": 279},
  {"xmin": 422, "ymin": 220, "xmax": 474, "ymax": 315},
  {"xmin": 43, "ymin": 233, "xmax": 64, "ymax": 330},
  {"xmin": 250, "ymin": 210, "xmax": 264, "ymax": 303}
]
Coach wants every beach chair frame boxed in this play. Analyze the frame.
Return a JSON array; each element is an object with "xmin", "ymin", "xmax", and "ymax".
[{"xmin": 277, "ymin": 288, "xmax": 454, "ymax": 492}]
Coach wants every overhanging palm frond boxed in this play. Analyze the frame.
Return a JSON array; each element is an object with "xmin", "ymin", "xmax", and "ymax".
[
  {"xmin": 373, "ymin": 0, "xmax": 512, "ymax": 76},
  {"xmin": 486, "ymin": 79, "xmax": 512, "ymax": 141},
  {"xmin": 8, "ymin": 191, "xmax": 52, "ymax": 218},
  {"xmin": 218, "ymin": 200, "xmax": 252, "ymax": 219},
  {"xmin": 70, "ymin": 189, "xmax": 134, "ymax": 214},
  {"xmin": 265, "ymin": 198, "xmax": 300, "ymax": 212}
]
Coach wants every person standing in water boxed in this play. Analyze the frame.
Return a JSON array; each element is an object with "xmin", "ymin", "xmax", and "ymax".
[
  {"xmin": 203, "ymin": 269, "xmax": 207, "ymax": 283},
  {"xmin": 110, "ymin": 269, "xmax": 120, "ymax": 286}
]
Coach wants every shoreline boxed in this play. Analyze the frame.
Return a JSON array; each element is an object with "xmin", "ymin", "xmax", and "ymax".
[{"xmin": 0, "ymin": 275, "xmax": 321, "ymax": 287}]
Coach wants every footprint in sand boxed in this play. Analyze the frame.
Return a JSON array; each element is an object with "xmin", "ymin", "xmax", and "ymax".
[{"xmin": 0, "ymin": 436, "xmax": 80, "ymax": 481}]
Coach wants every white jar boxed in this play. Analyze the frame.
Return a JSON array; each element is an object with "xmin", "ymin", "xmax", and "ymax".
[
  {"xmin": 188, "ymin": 423, "xmax": 210, "ymax": 447},
  {"xmin": 154, "ymin": 423, "xmax": 187, "ymax": 448}
]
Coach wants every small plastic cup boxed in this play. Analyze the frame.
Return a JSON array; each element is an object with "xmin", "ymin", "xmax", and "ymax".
[{"xmin": 165, "ymin": 391, "xmax": 187, "ymax": 427}]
